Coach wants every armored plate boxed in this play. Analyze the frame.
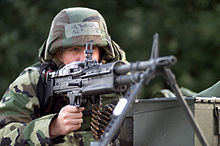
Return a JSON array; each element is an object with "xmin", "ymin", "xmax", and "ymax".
[{"xmin": 119, "ymin": 97, "xmax": 219, "ymax": 146}]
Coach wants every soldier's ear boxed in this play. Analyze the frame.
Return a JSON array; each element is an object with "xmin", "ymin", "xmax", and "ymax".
[
  {"xmin": 55, "ymin": 50, "xmax": 64, "ymax": 62},
  {"xmin": 98, "ymin": 47, "xmax": 104, "ymax": 63}
]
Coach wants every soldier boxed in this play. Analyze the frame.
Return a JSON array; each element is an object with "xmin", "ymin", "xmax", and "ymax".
[{"xmin": 0, "ymin": 7, "xmax": 126, "ymax": 145}]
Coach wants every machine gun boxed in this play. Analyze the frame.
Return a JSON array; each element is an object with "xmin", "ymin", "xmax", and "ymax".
[
  {"xmin": 45, "ymin": 34, "xmax": 209, "ymax": 146},
  {"xmin": 44, "ymin": 40, "xmax": 175, "ymax": 107}
]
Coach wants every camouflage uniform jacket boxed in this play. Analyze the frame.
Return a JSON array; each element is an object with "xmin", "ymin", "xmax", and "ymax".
[{"xmin": 0, "ymin": 62, "xmax": 96, "ymax": 145}]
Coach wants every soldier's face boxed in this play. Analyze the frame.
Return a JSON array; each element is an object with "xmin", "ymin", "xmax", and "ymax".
[{"xmin": 56, "ymin": 46, "xmax": 100, "ymax": 65}]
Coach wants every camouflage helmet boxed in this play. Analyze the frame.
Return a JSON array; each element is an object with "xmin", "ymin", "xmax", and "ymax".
[{"xmin": 39, "ymin": 7, "xmax": 126, "ymax": 67}]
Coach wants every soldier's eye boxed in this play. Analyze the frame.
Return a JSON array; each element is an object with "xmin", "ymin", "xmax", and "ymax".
[{"xmin": 70, "ymin": 48, "xmax": 79, "ymax": 52}]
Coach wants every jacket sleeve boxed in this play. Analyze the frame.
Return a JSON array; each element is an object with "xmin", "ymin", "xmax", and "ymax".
[{"xmin": 0, "ymin": 66, "xmax": 56, "ymax": 145}]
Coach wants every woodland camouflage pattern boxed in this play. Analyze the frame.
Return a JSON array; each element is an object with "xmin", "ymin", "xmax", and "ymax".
[
  {"xmin": 0, "ymin": 64, "xmax": 94, "ymax": 145},
  {"xmin": 0, "ymin": 7, "xmax": 126, "ymax": 145}
]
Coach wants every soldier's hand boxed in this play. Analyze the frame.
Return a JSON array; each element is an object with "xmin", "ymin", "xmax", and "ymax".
[{"xmin": 49, "ymin": 105, "xmax": 84, "ymax": 139}]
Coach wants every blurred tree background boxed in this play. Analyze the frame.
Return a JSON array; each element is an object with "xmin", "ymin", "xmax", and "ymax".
[{"xmin": 0, "ymin": 0, "xmax": 219, "ymax": 98}]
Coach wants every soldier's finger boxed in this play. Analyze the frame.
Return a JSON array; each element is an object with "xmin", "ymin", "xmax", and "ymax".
[
  {"xmin": 68, "ymin": 112, "xmax": 83, "ymax": 119},
  {"xmin": 64, "ymin": 105, "xmax": 85, "ymax": 113},
  {"xmin": 63, "ymin": 118, "xmax": 83, "ymax": 125},
  {"xmin": 70, "ymin": 118, "xmax": 83, "ymax": 125}
]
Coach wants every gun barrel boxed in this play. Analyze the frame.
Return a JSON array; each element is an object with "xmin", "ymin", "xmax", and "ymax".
[
  {"xmin": 114, "ymin": 55, "xmax": 176, "ymax": 75},
  {"xmin": 115, "ymin": 73, "xmax": 141, "ymax": 85}
]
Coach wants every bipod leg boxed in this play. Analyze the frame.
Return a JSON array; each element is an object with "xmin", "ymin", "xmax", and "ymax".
[
  {"xmin": 158, "ymin": 67, "xmax": 209, "ymax": 146},
  {"xmin": 91, "ymin": 67, "xmax": 157, "ymax": 146}
]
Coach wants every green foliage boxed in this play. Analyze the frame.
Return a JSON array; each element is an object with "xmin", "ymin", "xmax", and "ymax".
[{"xmin": 0, "ymin": 0, "xmax": 219, "ymax": 98}]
